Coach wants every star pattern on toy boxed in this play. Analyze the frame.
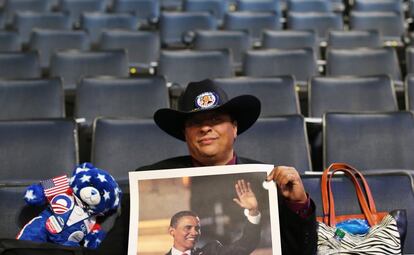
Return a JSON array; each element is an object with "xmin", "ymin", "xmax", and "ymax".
[
  {"xmin": 69, "ymin": 176, "xmax": 75, "ymax": 185},
  {"xmin": 80, "ymin": 174, "xmax": 91, "ymax": 183},
  {"xmin": 24, "ymin": 189, "xmax": 36, "ymax": 201},
  {"xmin": 72, "ymin": 185, "xmax": 78, "ymax": 194},
  {"xmin": 97, "ymin": 174, "xmax": 107, "ymax": 183},
  {"xmin": 103, "ymin": 190, "xmax": 110, "ymax": 201},
  {"xmin": 113, "ymin": 195, "xmax": 119, "ymax": 207},
  {"xmin": 84, "ymin": 239, "xmax": 89, "ymax": 247},
  {"xmin": 75, "ymin": 165, "xmax": 90, "ymax": 175}
]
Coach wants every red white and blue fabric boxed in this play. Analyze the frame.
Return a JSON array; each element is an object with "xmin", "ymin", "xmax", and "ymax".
[
  {"xmin": 18, "ymin": 163, "xmax": 121, "ymax": 249},
  {"xmin": 41, "ymin": 175, "xmax": 69, "ymax": 199}
]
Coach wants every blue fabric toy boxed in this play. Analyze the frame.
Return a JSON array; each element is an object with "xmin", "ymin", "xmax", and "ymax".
[{"xmin": 16, "ymin": 163, "xmax": 122, "ymax": 249}]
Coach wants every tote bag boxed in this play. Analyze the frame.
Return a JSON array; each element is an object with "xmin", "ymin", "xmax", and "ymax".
[{"xmin": 317, "ymin": 163, "xmax": 407, "ymax": 254}]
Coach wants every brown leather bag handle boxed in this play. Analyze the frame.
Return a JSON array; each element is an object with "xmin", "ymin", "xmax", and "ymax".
[
  {"xmin": 321, "ymin": 163, "xmax": 379, "ymax": 227},
  {"xmin": 322, "ymin": 164, "xmax": 368, "ymax": 220},
  {"xmin": 322, "ymin": 166, "xmax": 373, "ymax": 226},
  {"xmin": 327, "ymin": 168, "xmax": 375, "ymax": 226},
  {"xmin": 327, "ymin": 163, "xmax": 378, "ymax": 213}
]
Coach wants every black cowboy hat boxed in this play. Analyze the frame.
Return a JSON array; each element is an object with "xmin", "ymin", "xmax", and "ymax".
[{"xmin": 154, "ymin": 79, "xmax": 261, "ymax": 141}]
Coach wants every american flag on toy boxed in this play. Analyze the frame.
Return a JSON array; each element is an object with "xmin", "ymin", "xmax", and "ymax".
[{"xmin": 41, "ymin": 175, "xmax": 69, "ymax": 199}]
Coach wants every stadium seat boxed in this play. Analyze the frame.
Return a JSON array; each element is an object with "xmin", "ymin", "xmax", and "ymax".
[
  {"xmin": 160, "ymin": 0, "xmax": 182, "ymax": 10},
  {"xmin": 192, "ymin": 30, "xmax": 252, "ymax": 72},
  {"xmin": 0, "ymin": 78, "xmax": 65, "ymax": 120},
  {"xmin": 236, "ymin": 0, "xmax": 280, "ymax": 14},
  {"xmin": 243, "ymin": 48, "xmax": 318, "ymax": 88},
  {"xmin": 157, "ymin": 49, "xmax": 234, "ymax": 88},
  {"xmin": 28, "ymin": 29, "xmax": 90, "ymax": 70},
  {"xmin": 302, "ymin": 171, "xmax": 414, "ymax": 254},
  {"xmin": 0, "ymin": 51, "xmax": 41, "ymax": 80},
  {"xmin": 214, "ymin": 76, "xmax": 300, "ymax": 116},
  {"xmin": 0, "ymin": 184, "xmax": 46, "ymax": 238},
  {"xmin": 223, "ymin": 11, "xmax": 281, "ymax": 45},
  {"xmin": 235, "ymin": 115, "xmax": 312, "ymax": 173},
  {"xmin": 287, "ymin": 0, "xmax": 333, "ymax": 12},
  {"xmin": 57, "ymin": 0, "xmax": 106, "ymax": 28},
  {"xmin": 0, "ymin": 31, "xmax": 21, "ymax": 51},
  {"xmin": 3, "ymin": 0, "xmax": 50, "ymax": 26},
  {"xmin": 308, "ymin": 75, "xmax": 397, "ymax": 172},
  {"xmin": 325, "ymin": 47, "xmax": 402, "ymax": 87},
  {"xmin": 404, "ymin": 73, "xmax": 414, "ymax": 111},
  {"xmin": 98, "ymin": 30, "xmax": 159, "ymax": 72},
  {"xmin": 309, "ymin": 75, "xmax": 398, "ymax": 118},
  {"xmin": 353, "ymin": 0, "xmax": 403, "ymax": 14},
  {"xmin": 287, "ymin": 12, "xmax": 343, "ymax": 42},
  {"xmin": 80, "ymin": 12, "xmax": 139, "ymax": 45},
  {"xmin": 13, "ymin": 12, "xmax": 72, "ymax": 45},
  {"xmin": 91, "ymin": 118, "xmax": 188, "ymax": 179},
  {"xmin": 183, "ymin": 0, "xmax": 227, "ymax": 25},
  {"xmin": 323, "ymin": 112, "xmax": 414, "ymax": 170},
  {"xmin": 49, "ymin": 49, "xmax": 129, "ymax": 92},
  {"xmin": 159, "ymin": 12, "xmax": 218, "ymax": 48},
  {"xmin": 349, "ymin": 11, "xmax": 405, "ymax": 43},
  {"xmin": 327, "ymin": 30, "xmax": 382, "ymax": 49},
  {"xmin": 112, "ymin": 0, "xmax": 160, "ymax": 26},
  {"xmin": 75, "ymin": 76, "xmax": 169, "ymax": 126},
  {"xmin": 409, "ymin": 0, "xmax": 414, "ymax": 22},
  {"xmin": 261, "ymin": 30, "xmax": 319, "ymax": 58},
  {"xmin": 76, "ymin": 76, "xmax": 169, "ymax": 162},
  {"xmin": 0, "ymin": 8, "xmax": 5, "ymax": 29},
  {"xmin": 262, "ymin": 29, "xmax": 316, "ymax": 49},
  {"xmin": 0, "ymin": 119, "xmax": 78, "ymax": 182},
  {"xmin": 404, "ymin": 46, "xmax": 414, "ymax": 74}
]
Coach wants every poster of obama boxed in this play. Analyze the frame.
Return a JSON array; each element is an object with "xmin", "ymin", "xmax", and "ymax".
[{"xmin": 128, "ymin": 164, "xmax": 281, "ymax": 255}]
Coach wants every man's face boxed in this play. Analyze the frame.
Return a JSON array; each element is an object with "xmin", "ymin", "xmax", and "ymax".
[
  {"xmin": 184, "ymin": 111, "xmax": 238, "ymax": 165},
  {"xmin": 169, "ymin": 216, "xmax": 201, "ymax": 251}
]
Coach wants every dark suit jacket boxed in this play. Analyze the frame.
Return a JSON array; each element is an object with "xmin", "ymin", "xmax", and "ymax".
[{"xmin": 165, "ymin": 218, "xmax": 261, "ymax": 255}]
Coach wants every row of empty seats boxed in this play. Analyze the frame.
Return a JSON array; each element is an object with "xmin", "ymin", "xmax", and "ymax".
[
  {"xmin": 2, "ymin": 75, "xmax": 414, "ymax": 121},
  {"xmin": 0, "ymin": 3, "xmax": 410, "ymax": 43},
  {"xmin": 1, "ymin": 45, "xmax": 413, "ymax": 92},
  {"xmin": 0, "ymin": 29, "xmax": 396, "ymax": 71},
  {"xmin": 0, "ymin": 10, "xmax": 407, "ymax": 47},
  {"xmin": 0, "ymin": 74, "xmax": 407, "ymax": 165},
  {"xmin": 1, "ymin": 111, "xmax": 414, "ymax": 181}
]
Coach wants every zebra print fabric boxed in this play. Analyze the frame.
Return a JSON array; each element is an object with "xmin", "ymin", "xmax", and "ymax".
[{"xmin": 317, "ymin": 214, "xmax": 402, "ymax": 254}]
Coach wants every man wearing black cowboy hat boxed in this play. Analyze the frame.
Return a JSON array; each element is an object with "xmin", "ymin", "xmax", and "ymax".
[{"xmin": 137, "ymin": 79, "xmax": 317, "ymax": 255}]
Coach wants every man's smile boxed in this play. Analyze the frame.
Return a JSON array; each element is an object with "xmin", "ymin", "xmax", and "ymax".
[{"xmin": 198, "ymin": 136, "xmax": 218, "ymax": 145}]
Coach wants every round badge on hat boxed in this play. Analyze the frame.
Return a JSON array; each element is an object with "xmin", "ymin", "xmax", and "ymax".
[{"xmin": 195, "ymin": 92, "xmax": 219, "ymax": 109}]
